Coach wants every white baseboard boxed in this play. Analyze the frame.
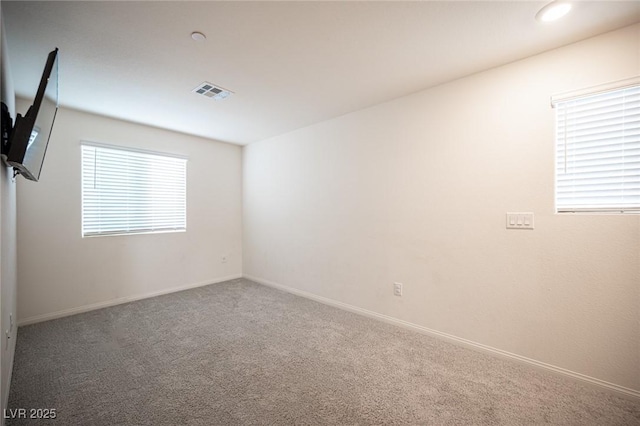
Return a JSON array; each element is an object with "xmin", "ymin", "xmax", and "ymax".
[
  {"xmin": 18, "ymin": 274, "xmax": 243, "ymax": 326},
  {"xmin": 244, "ymin": 274, "xmax": 640, "ymax": 401}
]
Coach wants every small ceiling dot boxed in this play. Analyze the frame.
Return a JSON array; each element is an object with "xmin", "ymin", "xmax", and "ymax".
[{"xmin": 191, "ymin": 31, "xmax": 206, "ymax": 41}]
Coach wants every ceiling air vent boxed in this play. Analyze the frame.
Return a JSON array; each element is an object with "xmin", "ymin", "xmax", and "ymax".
[{"xmin": 192, "ymin": 82, "xmax": 233, "ymax": 100}]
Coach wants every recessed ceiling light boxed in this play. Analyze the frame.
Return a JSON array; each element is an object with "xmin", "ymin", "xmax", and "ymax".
[
  {"xmin": 536, "ymin": 1, "xmax": 572, "ymax": 23},
  {"xmin": 191, "ymin": 31, "xmax": 206, "ymax": 41}
]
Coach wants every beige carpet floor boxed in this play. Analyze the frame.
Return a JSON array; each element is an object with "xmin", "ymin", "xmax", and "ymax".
[{"xmin": 7, "ymin": 278, "xmax": 640, "ymax": 425}]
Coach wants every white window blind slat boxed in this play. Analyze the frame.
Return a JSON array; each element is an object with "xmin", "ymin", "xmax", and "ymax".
[
  {"xmin": 81, "ymin": 144, "xmax": 187, "ymax": 236},
  {"xmin": 555, "ymin": 84, "xmax": 640, "ymax": 213},
  {"xmin": 556, "ymin": 141, "xmax": 640, "ymax": 155}
]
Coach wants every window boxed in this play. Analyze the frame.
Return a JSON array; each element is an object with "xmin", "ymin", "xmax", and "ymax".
[
  {"xmin": 554, "ymin": 82, "xmax": 640, "ymax": 213},
  {"xmin": 81, "ymin": 142, "xmax": 187, "ymax": 237}
]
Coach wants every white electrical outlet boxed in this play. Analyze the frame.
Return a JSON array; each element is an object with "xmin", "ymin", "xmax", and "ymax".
[
  {"xmin": 393, "ymin": 282, "xmax": 403, "ymax": 297},
  {"xmin": 5, "ymin": 314, "xmax": 13, "ymax": 349}
]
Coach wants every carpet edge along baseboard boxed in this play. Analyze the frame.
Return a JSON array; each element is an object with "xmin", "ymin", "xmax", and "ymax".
[
  {"xmin": 243, "ymin": 273, "xmax": 640, "ymax": 401},
  {"xmin": 17, "ymin": 274, "xmax": 243, "ymax": 326}
]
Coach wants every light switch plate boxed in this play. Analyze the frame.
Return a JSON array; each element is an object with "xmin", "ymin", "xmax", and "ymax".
[{"xmin": 506, "ymin": 212, "xmax": 534, "ymax": 230}]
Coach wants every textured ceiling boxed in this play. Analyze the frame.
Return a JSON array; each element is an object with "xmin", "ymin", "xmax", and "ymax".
[{"xmin": 3, "ymin": 1, "xmax": 639, "ymax": 145}]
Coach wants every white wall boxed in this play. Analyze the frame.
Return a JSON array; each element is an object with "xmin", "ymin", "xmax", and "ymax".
[
  {"xmin": 0, "ymin": 159, "xmax": 16, "ymax": 426},
  {"xmin": 1, "ymin": 11, "xmax": 18, "ymax": 422},
  {"xmin": 17, "ymin": 105, "xmax": 243, "ymax": 323},
  {"xmin": 244, "ymin": 24, "xmax": 640, "ymax": 392}
]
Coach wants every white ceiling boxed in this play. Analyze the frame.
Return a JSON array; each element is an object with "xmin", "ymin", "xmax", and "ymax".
[{"xmin": 3, "ymin": 1, "xmax": 639, "ymax": 145}]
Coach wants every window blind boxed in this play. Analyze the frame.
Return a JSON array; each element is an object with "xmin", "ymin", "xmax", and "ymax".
[
  {"xmin": 554, "ymin": 84, "xmax": 640, "ymax": 213},
  {"xmin": 81, "ymin": 143, "xmax": 187, "ymax": 236}
]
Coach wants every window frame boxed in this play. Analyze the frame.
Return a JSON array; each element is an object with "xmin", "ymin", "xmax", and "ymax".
[
  {"xmin": 551, "ymin": 77, "xmax": 640, "ymax": 215},
  {"xmin": 80, "ymin": 141, "xmax": 188, "ymax": 238}
]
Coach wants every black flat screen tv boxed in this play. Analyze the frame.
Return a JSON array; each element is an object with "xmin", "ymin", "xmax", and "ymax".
[{"xmin": 4, "ymin": 48, "xmax": 59, "ymax": 181}]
